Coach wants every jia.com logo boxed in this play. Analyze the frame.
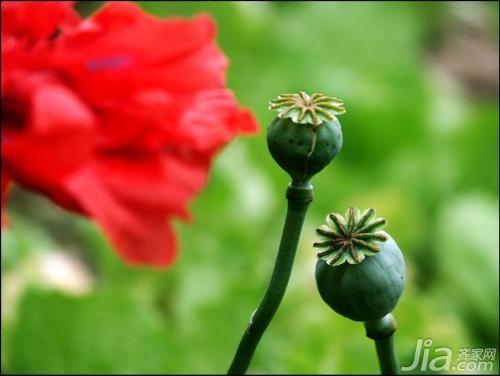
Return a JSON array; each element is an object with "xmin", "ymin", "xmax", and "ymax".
[{"xmin": 401, "ymin": 338, "xmax": 497, "ymax": 373}]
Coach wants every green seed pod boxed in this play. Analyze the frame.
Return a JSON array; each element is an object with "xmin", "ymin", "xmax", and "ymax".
[
  {"xmin": 313, "ymin": 208, "xmax": 405, "ymax": 322},
  {"xmin": 267, "ymin": 92, "xmax": 345, "ymax": 186}
]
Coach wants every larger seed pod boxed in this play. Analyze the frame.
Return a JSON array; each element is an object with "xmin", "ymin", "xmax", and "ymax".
[
  {"xmin": 267, "ymin": 92, "xmax": 345, "ymax": 185},
  {"xmin": 313, "ymin": 208, "xmax": 405, "ymax": 322}
]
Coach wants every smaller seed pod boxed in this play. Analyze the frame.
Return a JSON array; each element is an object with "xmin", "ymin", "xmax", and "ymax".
[
  {"xmin": 314, "ymin": 208, "xmax": 405, "ymax": 322},
  {"xmin": 267, "ymin": 92, "xmax": 345, "ymax": 186}
]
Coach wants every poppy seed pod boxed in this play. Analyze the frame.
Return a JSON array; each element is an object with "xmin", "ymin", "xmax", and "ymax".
[
  {"xmin": 313, "ymin": 208, "xmax": 405, "ymax": 322},
  {"xmin": 267, "ymin": 92, "xmax": 345, "ymax": 186}
]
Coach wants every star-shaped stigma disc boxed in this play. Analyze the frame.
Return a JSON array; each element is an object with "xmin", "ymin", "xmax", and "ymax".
[
  {"xmin": 313, "ymin": 207, "xmax": 388, "ymax": 266},
  {"xmin": 269, "ymin": 92, "xmax": 346, "ymax": 126}
]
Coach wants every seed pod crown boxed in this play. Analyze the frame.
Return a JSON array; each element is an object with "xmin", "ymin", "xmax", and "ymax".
[{"xmin": 314, "ymin": 207, "xmax": 388, "ymax": 266}]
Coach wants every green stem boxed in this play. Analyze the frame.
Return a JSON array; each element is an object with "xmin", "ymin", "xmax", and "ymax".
[
  {"xmin": 364, "ymin": 313, "xmax": 399, "ymax": 375},
  {"xmin": 373, "ymin": 335, "xmax": 398, "ymax": 375},
  {"xmin": 227, "ymin": 182, "xmax": 313, "ymax": 374}
]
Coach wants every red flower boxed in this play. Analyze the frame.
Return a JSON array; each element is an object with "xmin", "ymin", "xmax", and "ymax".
[
  {"xmin": 1, "ymin": 1, "xmax": 80, "ymax": 41},
  {"xmin": 1, "ymin": 1, "xmax": 259, "ymax": 266}
]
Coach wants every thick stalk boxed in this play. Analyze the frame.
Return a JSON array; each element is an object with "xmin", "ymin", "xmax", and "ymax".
[
  {"xmin": 364, "ymin": 313, "xmax": 399, "ymax": 375},
  {"xmin": 227, "ymin": 182, "xmax": 313, "ymax": 374}
]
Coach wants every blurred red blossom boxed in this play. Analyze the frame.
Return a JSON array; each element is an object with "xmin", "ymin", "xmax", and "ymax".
[{"xmin": 1, "ymin": 1, "xmax": 258, "ymax": 266}]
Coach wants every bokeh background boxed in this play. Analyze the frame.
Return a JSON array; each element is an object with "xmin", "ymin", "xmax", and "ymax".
[{"xmin": 1, "ymin": 1, "xmax": 499, "ymax": 374}]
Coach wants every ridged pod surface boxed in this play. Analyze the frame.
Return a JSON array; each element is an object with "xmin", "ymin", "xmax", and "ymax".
[{"xmin": 315, "ymin": 233, "xmax": 405, "ymax": 321}]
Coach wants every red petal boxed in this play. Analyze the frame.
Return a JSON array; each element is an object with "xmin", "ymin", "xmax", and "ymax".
[
  {"xmin": 232, "ymin": 108, "xmax": 260, "ymax": 134},
  {"xmin": 1, "ymin": 1, "xmax": 80, "ymax": 41},
  {"xmin": 50, "ymin": 7, "xmax": 220, "ymax": 104},
  {"xmin": 67, "ymin": 170, "xmax": 176, "ymax": 266},
  {"xmin": 86, "ymin": 4, "xmax": 216, "ymax": 64},
  {"xmin": 64, "ymin": 157, "xmax": 195, "ymax": 266},
  {"xmin": 172, "ymin": 89, "xmax": 259, "ymax": 156},
  {"xmin": 2, "ymin": 82, "xmax": 96, "ymax": 189}
]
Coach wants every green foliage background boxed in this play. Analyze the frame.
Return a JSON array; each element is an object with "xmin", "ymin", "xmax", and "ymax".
[{"xmin": 2, "ymin": 1, "xmax": 499, "ymax": 374}]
